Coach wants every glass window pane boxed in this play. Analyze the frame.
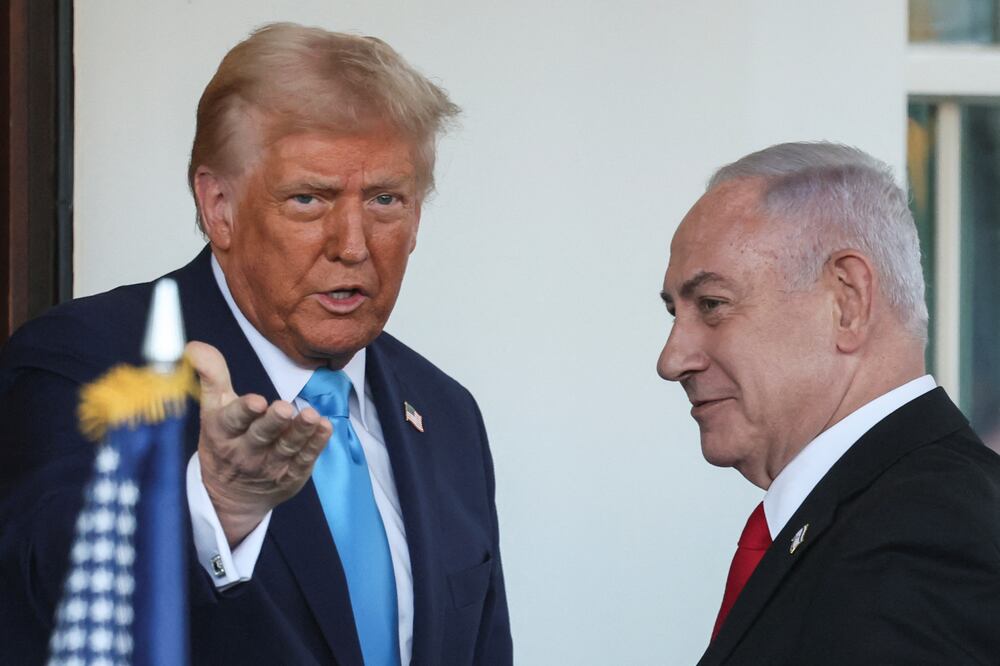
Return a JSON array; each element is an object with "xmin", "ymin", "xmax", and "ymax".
[
  {"xmin": 909, "ymin": 0, "xmax": 1000, "ymax": 43},
  {"xmin": 907, "ymin": 102, "xmax": 938, "ymax": 375},
  {"xmin": 959, "ymin": 105, "xmax": 1000, "ymax": 451}
]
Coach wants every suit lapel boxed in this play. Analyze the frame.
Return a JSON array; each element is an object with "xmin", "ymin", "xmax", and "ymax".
[
  {"xmin": 366, "ymin": 336, "xmax": 443, "ymax": 665},
  {"xmin": 172, "ymin": 247, "xmax": 364, "ymax": 666},
  {"xmin": 698, "ymin": 498, "xmax": 837, "ymax": 665},
  {"xmin": 699, "ymin": 388, "xmax": 969, "ymax": 665},
  {"xmin": 269, "ymin": 485, "xmax": 364, "ymax": 666}
]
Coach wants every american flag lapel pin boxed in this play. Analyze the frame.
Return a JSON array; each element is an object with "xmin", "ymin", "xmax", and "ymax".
[{"xmin": 404, "ymin": 401, "xmax": 424, "ymax": 433}]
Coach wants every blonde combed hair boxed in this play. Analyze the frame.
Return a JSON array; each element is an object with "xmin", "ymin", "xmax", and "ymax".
[{"xmin": 188, "ymin": 23, "xmax": 460, "ymax": 229}]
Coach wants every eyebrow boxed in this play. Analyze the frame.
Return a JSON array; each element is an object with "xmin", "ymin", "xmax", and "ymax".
[
  {"xmin": 660, "ymin": 271, "xmax": 734, "ymax": 305},
  {"xmin": 362, "ymin": 175, "xmax": 413, "ymax": 194},
  {"xmin": 276, "ymin": 180, "xmax": 340, "ymax": 196}
]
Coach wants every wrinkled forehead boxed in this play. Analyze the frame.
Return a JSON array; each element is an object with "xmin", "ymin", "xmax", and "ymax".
[
  {"xmin": 235, "ymin": 115, "xmax": 420, "ymax": 178},
  {"xmin": 664, "ymin": 179, "xmax": 776, "ymax": 290}
]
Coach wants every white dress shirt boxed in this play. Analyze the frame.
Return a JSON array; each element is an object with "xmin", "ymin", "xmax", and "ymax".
[
  {"xmin": 186, "ymin": 255, "xmax": 414, "ymax": 664},
  {"xmin": 762, "ymin": 375, "xmax": 937, "ymax": 539}
]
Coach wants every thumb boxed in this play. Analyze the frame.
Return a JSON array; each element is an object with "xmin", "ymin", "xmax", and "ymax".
[{"xmin": 185, "ymin": 340, "xmax": 235, "ymax": 409}]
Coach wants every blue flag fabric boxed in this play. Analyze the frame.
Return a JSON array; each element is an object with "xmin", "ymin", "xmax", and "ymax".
[{"xmin": 47, "ymin": 407, "xmax": 189, "ymax": 665}]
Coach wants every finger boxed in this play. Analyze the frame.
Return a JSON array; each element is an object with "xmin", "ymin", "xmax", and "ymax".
[
  {"xmin": 242, "ymin": 400, "xmax": 295, "ymax": 449},
  {"xmin": 215, "ymin": 393, "xmax": 269, "ymax": 437},
  {"xmin": 271, "ymin": 407, "xmax": 323, "ymax": 460},
  {"xmin": 186, "ymin": 341, "xmax": 235, "ymax": 409},
  {"xmin": 290, "ymin": 417, "xmax": 332, "ymax": 473}
]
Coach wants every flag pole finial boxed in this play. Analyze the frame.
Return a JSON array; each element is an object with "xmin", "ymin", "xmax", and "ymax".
[{"xmin": 143, "ymin": 278, "xmax": 186, "ymax": 373}]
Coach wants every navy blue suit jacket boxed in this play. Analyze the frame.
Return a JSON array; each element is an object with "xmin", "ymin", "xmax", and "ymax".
[{"xmin": 0, "ymin": 247, "xmax": 513, "ymax": 665}]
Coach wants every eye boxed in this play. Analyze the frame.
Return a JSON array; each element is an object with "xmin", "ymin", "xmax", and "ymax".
[
  {"xmin": 292, "ymin": 194, "xmax": 316, "ymax": 205},
  {"xmin": 698, "ymin": 298, "xmax": 725, "ymax": 313},
  {"xmin": 373, "ymin": 193, "xmax": 397, "ymax": 206}
]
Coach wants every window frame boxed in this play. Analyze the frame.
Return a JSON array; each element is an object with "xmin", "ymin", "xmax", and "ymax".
[{"xmin": 906, "ymin": 34, "xmax": 1000, "ymax": 409}]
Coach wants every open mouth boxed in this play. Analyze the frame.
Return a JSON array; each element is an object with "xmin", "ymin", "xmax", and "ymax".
[
  {"xmin": 316, "ymin": 288, "xmax": 367, "ymax": 313},
  {"xmin": 328, "ymin": 289, "xmax": 361, "ymax": 301}
]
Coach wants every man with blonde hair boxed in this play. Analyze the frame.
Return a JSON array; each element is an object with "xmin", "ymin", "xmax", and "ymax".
[
  {"xmin": 659, "ymin": 141, "xmax": 1000, "ymax": 663},
  {"xmin": 0, "ymin": 23, "xmax": 512, "ymax": 665}
]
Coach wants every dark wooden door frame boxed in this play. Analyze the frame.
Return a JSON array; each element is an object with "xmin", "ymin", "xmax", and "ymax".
[{"xmin": 2, "ymin": 0, "xmax": 73, "ymax": 344}]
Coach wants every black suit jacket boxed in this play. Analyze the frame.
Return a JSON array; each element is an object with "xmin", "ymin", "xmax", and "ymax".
[
  {"xmin": 700, "ymin": 388, "xmax": 1000, "ymax": 665},
  {"xmin": 0, "ymin": 247, "xmax": 513, "ymax": 665}
]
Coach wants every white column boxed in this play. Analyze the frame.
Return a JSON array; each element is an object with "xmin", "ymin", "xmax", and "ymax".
[{"xmin": 934, "ymin": 101, "xmax": 962, "ymax": 403}]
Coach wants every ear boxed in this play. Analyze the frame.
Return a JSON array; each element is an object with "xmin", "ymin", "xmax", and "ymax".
[
  {"xmin": 826, "ymin": 250, "xmax": 874, "ymax": 354},
  {"xmin": 194, "ymin": 167, "xmax": 238, "ymax": 251}
]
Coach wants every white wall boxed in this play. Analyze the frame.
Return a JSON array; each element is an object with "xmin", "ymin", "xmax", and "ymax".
[{"xmin": 74, "ymin": 2, "xmax": 907, "ymax": 663}]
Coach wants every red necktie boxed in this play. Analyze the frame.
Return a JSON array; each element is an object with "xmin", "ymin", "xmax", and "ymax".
[{"xmin": 711, "ymin": 502, "xmax": 772, "ymax": 641}]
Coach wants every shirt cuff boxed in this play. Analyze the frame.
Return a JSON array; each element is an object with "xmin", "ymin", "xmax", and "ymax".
[{"xmin": 186, "ymin": 453, "xmax": 272, "ymax": 590}]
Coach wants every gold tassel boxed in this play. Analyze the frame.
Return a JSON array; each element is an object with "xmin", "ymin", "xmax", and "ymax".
[{"xmin": 78, "ymin": 357, "xmax": 200, "ymax": 441}]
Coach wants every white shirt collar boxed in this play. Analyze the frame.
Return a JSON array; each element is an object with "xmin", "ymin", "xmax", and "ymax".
[
  {"xmin": 762, "ymin": 374, "xmax": 937, "ymax": 540},
  {"xmin": 209, "ymin": 253, "xmax": 369, "ymax": 426}
]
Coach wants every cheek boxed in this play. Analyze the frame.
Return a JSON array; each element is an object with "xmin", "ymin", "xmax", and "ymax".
[
  {"xmin": 709, "ymin": 330, "xmax": 790, "ymax": 424},
  {"xmin": 245, "ymin": 248, "xmax": 309, "ymax": 296},
  {"xmin": 248, "ymin": 220, "xmax": 326, "ymax": 272},
  {"xmin": 236, "ymin": 238, "xmax": 325, "ymax": 318},
  {"xmin": 369, "ymin": 226, "xmax": 417, "ymax": 283},
  {"xmin": 749, "ymin": 335, "xmax": 832, "ymax": 421}
]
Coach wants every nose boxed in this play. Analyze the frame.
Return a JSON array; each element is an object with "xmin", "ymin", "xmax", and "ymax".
[
  {"xmin": 325, "ymin": 200, "xmax": 370, "ymax": 264},
  {"xmin": 657, "ymin": 318, "xmax": 709, "ymax": 382}
]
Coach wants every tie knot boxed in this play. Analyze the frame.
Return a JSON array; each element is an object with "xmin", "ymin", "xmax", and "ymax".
[
  {"xmin": 299, "ymin": 368, "xmax": 352, "ymax": 418},
  {"xmin": 739, "ymin": 502, "xmax": 772, "ymax": 550}
]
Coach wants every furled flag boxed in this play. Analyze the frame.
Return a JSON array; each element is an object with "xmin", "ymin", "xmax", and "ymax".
[{"xmin": 47, "ymin": 279, "xmax": 197, "ymax": 666}]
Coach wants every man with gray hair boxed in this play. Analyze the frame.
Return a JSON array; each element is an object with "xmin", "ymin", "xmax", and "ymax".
[
  {"xmin": 0, "ymin": 23, "xmax": 511, "ymax": 665},
  {"xmin": 658, "ymin": 142, "xmax": 1000, "ymax": 664}
]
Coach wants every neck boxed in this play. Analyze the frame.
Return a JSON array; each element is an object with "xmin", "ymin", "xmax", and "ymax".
[
  {"xmin": 749, "ymin": 335, "xmax": 926, "ymax": 489},
  {"xmin": 822, "ymin": 342, "xmax": 925, "ymax": 437}
]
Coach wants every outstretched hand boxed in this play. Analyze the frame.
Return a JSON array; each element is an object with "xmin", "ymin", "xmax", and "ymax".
[{"xmin": 186, "ymin": 341, "xmax": 332, "ymax": 547}]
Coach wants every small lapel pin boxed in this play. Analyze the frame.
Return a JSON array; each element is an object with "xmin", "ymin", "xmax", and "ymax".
[
  {"xmin": 404, "ymin": 401, "xmax": 424, "ymax": 433},
  {"xmin": 790, "ymin": 524, "xmax": 809, "ymax": 554}
]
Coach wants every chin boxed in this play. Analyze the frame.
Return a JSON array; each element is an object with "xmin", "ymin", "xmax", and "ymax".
[
  {"xmin": 300, "ymin": 325, "xmax": 381, "ymax": 360},
  {"xmin": 699, "ymin": 434, "xmax": 744, "ymax": 469}
]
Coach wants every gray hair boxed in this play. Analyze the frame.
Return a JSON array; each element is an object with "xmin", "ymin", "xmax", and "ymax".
[{"xmin": 708, "ymin": 142, "xmax": 928, "ymax": 342}]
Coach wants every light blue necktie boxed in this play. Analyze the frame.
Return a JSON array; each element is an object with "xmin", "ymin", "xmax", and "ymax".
[{"xmin": 300, "ymin": 368, "xmax": 400, "ymax": 666}]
